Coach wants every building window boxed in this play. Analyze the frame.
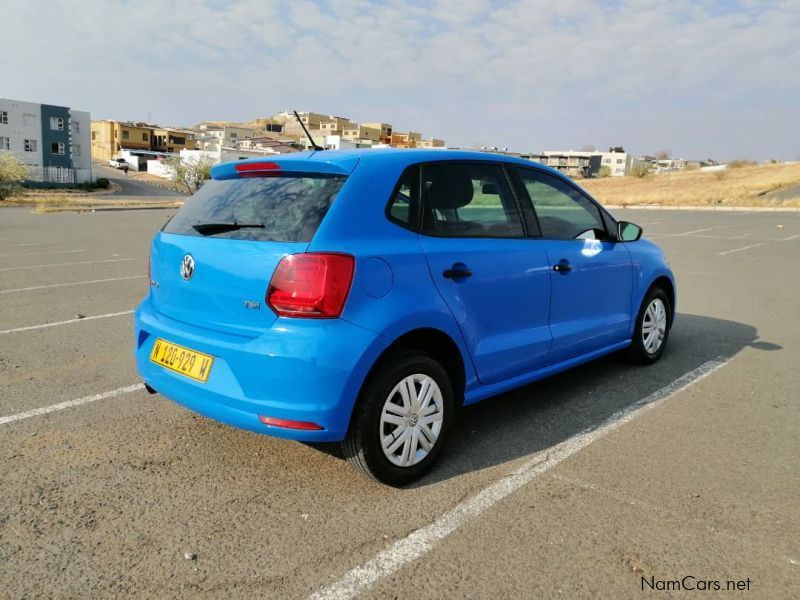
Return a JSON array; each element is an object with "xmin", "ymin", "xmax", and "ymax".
[
  {"xmin": 51, "ymin": 142, "xmax": 65, "ymax": 155},
  {"xmin": 616, "ymin": 159, "xmax": 624, "ymax": 164},
  {"xmin": 23, "ymin": 113, "xmax": 37, "ymax": 127},
  {"xmin": 143, "ymin": 133, "xmax": 149, "ymax": 141},
  {"xmin": 114, "ymin": 129, "xmax": 118, "ymax": 139},
  {"xmin": 24, "ymin": 139, "xmax": 37, "ymax": 152},
  {"xmin": 50, "ymin": 117, "xmax": 65, "ymax": 131},
  {"xmin": 122, "ymin": 130, "xmax": 130, "ymax": 140},
  {"xmin": 0, "ymin": 111, "xmax": 8, "ymax": 124},
  {"xmin": 0, "ymin": 136, "xmax": 10, "ymax": 150},
  {"xmin": 71, "ymin": 144, "xmax": 81, "ymax": 157},
  {"xmin": 71, "ymin": 121, "xmax": 80, "ymax": 134},
  {"xmin": 91, "ymin": 131, "xmax": 97, "ymax": 141},
  {"xmin": 170, "ymin": 136, "xmax": 185, "ymax": 145}
]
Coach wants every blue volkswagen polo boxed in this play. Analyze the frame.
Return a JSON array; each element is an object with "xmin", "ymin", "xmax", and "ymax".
[{"xmin": 135, "ymin": 149, "xmax": 675, "ymax": 485}]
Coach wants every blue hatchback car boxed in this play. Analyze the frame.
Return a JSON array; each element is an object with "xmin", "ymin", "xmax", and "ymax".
[{"xmin": 135, "ymin": 149, "xmax": 675, "ymax": 485}]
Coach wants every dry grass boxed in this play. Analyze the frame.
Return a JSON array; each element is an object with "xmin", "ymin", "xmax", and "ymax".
[{"xmin": 581, "ymin": 162, "xmax": 800, "ymax": 207}]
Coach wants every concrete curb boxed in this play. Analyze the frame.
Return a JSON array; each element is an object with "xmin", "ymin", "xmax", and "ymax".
[
  {"xmin": 33, "ymin": 203, "xmax": 183, "ymax": 213},
  {"xmin": 606, "ymin": 205, "xmax": 800, "ymax": 212}
]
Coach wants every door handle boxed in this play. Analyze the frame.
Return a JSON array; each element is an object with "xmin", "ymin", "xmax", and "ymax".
[
  {"xmin": 553, "ymin": 261, "xmax": 572, "ymax": 273},
  {"xmin": 443, "ymin": 266, "xmax": 473, "ymax": 279}
]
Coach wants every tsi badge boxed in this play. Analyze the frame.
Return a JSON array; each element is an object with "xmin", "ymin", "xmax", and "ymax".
[{"xmin": 180, "ymin": 254, "xmax": 195, "ymax": 281}]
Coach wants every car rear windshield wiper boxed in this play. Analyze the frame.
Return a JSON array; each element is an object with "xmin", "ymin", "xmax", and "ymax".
[{"xmin": 192, "ymin": 221, "xmax": 266, "ymax": 235}]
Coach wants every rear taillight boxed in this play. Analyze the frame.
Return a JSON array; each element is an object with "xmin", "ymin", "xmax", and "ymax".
[
  {"xmin": 258, "ymin": 415, "xmax": 324, "ymax": 430},
  {"xmin": 267, "ymin": 253, "xmax": 354, "ymax": 318}
]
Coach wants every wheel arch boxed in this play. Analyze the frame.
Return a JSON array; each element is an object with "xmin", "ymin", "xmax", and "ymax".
[{"xmin": 649, "ymin": 275, "xmax": 676, "ymax": 326}]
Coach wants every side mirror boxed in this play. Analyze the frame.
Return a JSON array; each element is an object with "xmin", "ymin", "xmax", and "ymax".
[
  {"xmin": 617, "ymin": 221, "xmax": 643, "ymax": 242},
  {"xmin": 481, "ymin": 183, "xmax": 499, "ymax": 195}
]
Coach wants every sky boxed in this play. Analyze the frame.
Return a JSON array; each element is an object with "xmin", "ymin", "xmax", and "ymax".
[{"xmin": 1, "ymin": 0, "xmax": 798, "ymax": 160}]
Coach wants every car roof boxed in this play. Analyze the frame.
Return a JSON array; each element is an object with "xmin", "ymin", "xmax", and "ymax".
[{"xmin": 213, "ymin": 148, "xmax": 567, "ymax": 180}]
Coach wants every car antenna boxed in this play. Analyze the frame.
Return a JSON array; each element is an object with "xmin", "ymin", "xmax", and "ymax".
[{"xmin": 293, "ymin": 110, "xmax": 324, "ymax": 152}]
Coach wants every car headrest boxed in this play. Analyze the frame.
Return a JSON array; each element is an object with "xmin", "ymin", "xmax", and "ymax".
[{"xmin": 427, "ymin": 166, "xmax": 474, "ymax": 210}]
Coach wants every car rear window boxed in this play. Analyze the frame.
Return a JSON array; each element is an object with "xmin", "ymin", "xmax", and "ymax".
[{"xmin": 163, "ymin": 174, "xmax": 346, "ymax": 242}]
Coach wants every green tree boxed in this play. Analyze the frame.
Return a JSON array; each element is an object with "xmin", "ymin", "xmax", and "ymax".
[
  {"xmin": 0, "ymin": 153, "xmax": 28, "ymax": 200},
  {"xmin": 630, "ymin": 162, "xmax": 650, "ymax": 178},
  {"xmin": 164, "ymin": 154, "xmax": 216, "ymax": 193}
]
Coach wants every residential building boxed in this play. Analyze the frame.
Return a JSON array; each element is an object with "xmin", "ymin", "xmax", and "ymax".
[
  {"xmin": 599, "ymin": 149, "xmax": 633, "ymax": 176},
  {"xmin": 91, "ymin": 120, "xmax": 152, "ymax": 160},
  {"xmin": 194, "ymin": 125, "xmax": 256, "ymax": 152},
  {"xmin": 417, "ymin": 138, "xmax": 446, "ymax": 148},
  {"xmin": 0, "ymin": 97, "xmax": 92, "ymax": 182},
  {"xmin": 529, "ymin": 150, "xmax": 602, "ymax": 178},
  {"xmin": 362, "ymin": 122, "xmax": 393, "ymax": 144},
  {"xmin": 342, "ymin": 125, "xmax": 381, "ymax": 143},
  {"xmin": 151, "ymin": 128, "xmax": 195, "ymax": 153},
  {"xmin": 390, "ymin": 131, "xmax": 422, "ymax": 148}
]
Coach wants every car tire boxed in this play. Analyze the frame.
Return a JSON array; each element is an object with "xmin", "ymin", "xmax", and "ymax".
[
  {"xmin": 625, "ymin": 286, "xmax": 672, "ymax": 365},
  {"xmin": 342, "ymin": 351, "xmax": 455, "ymax": 486}
]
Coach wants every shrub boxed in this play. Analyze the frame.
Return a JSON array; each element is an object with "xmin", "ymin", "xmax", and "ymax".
[
  {"xmin": 630, "ymin": 163, "xmax": 650, "ymax": 178},
  {"xmin": 728, "ymin": 160, "xmax": 756, "ymax": 169},
  {"xmin": 598, "ymin": 165, "xmax": 612, "ymax": 178},
  {"xmin": 96, "ymin": 177, "xmax": 110, "ymax": 189},
  {"xmin": 0, "ymin": 153, "xmax": 28, "ymax": 200}
]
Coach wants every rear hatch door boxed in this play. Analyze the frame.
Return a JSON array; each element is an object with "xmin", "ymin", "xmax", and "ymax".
[{"xmin": 150, "ymin": 166, "xmax": 348, "ymax": 337}]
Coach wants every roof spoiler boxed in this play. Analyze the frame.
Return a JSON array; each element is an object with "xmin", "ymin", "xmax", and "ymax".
[{"xmin": 211, "ymin": 156, "xmax": 358, "ymax": 180}]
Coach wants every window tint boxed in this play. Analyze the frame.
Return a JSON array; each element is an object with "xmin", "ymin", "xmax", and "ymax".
[
  {"xmin": 421, "ymin": 163, "xmax": 523, "ymax": 238},
  {"xmin": 516, "ymin": 168, "xmax": 605, "ymax": 240},
  {"xmin": 387, "ymin": 166, "xmax": 419, "ymax": 229},
  {"xmin": 163, "ymin": 174, "xmax": 346, "ymax": 242}
]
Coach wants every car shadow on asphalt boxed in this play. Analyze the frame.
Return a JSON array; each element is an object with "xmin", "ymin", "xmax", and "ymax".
[{"xmin": 406, "ymin": 313, "xmax": 780, "ymax": 488}]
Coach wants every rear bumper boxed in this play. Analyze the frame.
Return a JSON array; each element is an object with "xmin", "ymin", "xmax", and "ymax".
[{"xmin": 134, "ymin": 297, "xmax": 380, "ymax": 442}]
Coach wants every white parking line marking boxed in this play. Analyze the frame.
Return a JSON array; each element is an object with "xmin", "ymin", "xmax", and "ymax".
[
  {"xmin": 0, "ymin": 248, "xmax": 86, "ymax": 258},
  {"xmin": 717, "ymin": 234, "xmax": 798, "ymax": 256},
  {"xmin": 0, "ymin": 384, "xmax": 145, "ymax": 425},
  {"xmin": 649, "ymin": 225, "xmax": 736, "ymax": 240},
  {"xmin": 0, "ymin": 310, "xmax": 133, "ymax": 335},
  {"xmin": 0, "ymin": 258, "xmax": 135, "ymax": 272},
  {"xmin": 717, "ymin": 242, "xmax": 770, "ymax": 256},
  {"xmin": 309, "ymin": 358, "xmax": 728, "ymax": 600},
  {"xmin": 0, "ymin": 275, "xmax": 145, "ymax": 295}
]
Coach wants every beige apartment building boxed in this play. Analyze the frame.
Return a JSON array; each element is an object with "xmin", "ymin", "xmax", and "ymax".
[
  {"xmin": 91, "ymin": 120, "xmax": 195, "ymax": 160},
  {"xmin": 90, "ymin": 120, "xmax": 152, "ymax": 160},
  {"xmin": 417, "ymin": 138, "xmax": 446, "ymax": 148},
  {"xmin": 362, "ymin": 122, "xmax": 393, "ymax": 144},
  {"xmin": 390, "ymin": 131, "xmax": 422, "ymax": 148},
  {"xmin": 342, "ymin": 125, "xmax": 381, "ymax": 143}
]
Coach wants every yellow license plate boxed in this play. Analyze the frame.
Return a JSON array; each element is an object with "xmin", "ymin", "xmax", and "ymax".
[{"xmin": 149, "ymin": 338, "xmax": 214, "ymax": 383}]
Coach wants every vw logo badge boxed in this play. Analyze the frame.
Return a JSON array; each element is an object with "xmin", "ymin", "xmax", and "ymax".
[{"xmin": 180, "ymin": 254, "xmax": 195, "ymax": 281}]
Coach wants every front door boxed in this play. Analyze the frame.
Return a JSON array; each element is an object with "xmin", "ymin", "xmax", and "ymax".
[
  {"xmin": 513, "ymin": 167, "xmax": 633, "ymax": 364},
  {"xmin": 416, "ymin": 162, "xmax": 552, "ymax": 385}
]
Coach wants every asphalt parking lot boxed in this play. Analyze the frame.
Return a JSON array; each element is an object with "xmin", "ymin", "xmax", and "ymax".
[{"xmin": 1, "ymin": 206, "xmax": 798, "ymax": 598}]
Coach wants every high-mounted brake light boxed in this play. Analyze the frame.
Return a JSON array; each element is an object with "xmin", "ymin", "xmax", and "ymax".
[
  {"xmin": 267, "ymin": 253, "xmax": 355, "ymax": 318},
  {"xmin": 235, "ymin": 162, "xmax": 281, "ymax": 177}
]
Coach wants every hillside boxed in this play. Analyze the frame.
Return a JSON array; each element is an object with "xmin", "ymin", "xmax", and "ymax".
[{"xmin": 580, "ymin": 163, "xmax": 800, "ymax": 207}]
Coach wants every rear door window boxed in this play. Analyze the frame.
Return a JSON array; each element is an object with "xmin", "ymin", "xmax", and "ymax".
[
  {"xmin": 163, "ymin": 174, "xmax": 346, "ymax": 242},
  {"xmin": 420, "ymin": 163, "xmax": 524, "ymax": 238}
]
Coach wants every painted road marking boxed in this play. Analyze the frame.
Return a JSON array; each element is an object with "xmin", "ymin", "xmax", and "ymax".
[
  {"xmin": 0, "ymin": 258, "xmax": 135, "ymax": 272},
  {"xmin": 0, "ymin": 275, "xmax": 145, "ymax": 295},
  {"xmin": 309, "ymin": 358, "xmax": 728, "ymax": 600},
  {"xmin": 0, "ymin": 384, "xmax": 145, "ymax": 425},
  {"xmin": 649, "ymin": 225, "xmax": 736, "ymax": 240},
  {"xmin": 0, "ymin": 248, "xmax": 86, "ymax": 258},
  {"xmin": 717, "ymin": 233, "xmax": 799, "ymax": 256},
  {"xmin": 0, "ymin": 310, "xmax": 133, "ymax": 335}
]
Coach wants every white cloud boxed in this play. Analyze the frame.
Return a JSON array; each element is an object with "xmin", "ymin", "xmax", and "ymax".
[{"xmin": 1, "ymin": 0, "xmax": 797, "ymax": 158}]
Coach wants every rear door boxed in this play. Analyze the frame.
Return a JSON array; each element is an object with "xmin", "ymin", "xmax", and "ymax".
[
  {"xmin": 414, "ymin": 161, "xmax": 552, "ymax": 385},
  {"xmin": 150, "ymin": 172, "xmax": 346, "ymax": 337},
  {"xmin": 512, "ymin": 167, "xmax": 633, "ymax": 363}
]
